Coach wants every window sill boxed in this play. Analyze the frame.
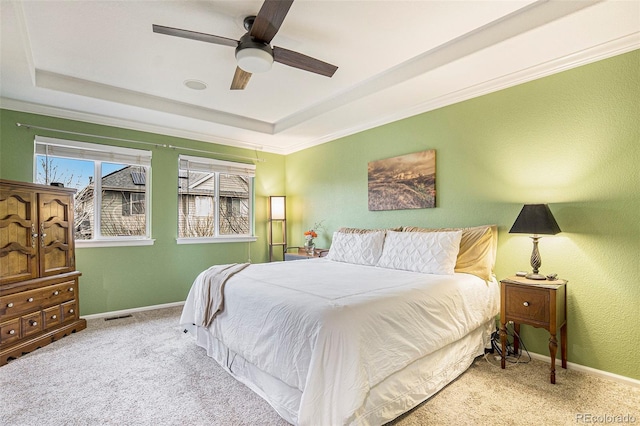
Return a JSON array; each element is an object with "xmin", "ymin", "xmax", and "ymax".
[
  {"xmin": 177, "ymin": 236, "xmax": 258, "ymax": 245},
  {"xmin": 76, "ymin": 239, "xmax": 155, "ymax": 248}
]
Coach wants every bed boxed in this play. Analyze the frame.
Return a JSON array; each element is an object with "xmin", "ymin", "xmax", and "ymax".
[{"xmin": 180, "ymin": 225, "xmax": 499, "ymax": 425}]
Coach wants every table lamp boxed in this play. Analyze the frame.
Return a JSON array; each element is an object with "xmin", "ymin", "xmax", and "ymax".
[{"xmin": 509, "ymin": 204, "xmax": 561, "ymax": 280}]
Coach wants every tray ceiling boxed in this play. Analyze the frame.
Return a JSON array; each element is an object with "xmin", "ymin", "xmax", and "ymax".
[{"xmin": 1, "ymin": 1, "xmax": 638, "ymax": 154}]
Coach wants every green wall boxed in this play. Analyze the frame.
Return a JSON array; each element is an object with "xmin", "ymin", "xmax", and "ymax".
[
  {"xmin": 1, "ymin": 50, "xmax": 638, "ymax": 380},
  {"xmin": 286, "ymin": 50, "xmax": 640, "ymax": 380},
  {"xmin": 0, "ymin": 110, "xmax": 286, "ymax": 315}
]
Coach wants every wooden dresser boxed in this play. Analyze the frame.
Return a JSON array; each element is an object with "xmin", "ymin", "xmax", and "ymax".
[{"xmin": 0, "ymin": 179, "xmax": 86, "ymax": 365}]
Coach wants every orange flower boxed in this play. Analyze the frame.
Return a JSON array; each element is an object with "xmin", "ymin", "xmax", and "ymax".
[{"xmin": 304, "ymin": 230, "xmax": 318, "ymax": 238}]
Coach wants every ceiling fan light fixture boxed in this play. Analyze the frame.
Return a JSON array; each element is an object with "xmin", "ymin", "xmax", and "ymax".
[{"xmin": 236, "ymin": 47, "xmax": 273, "ymax": 73}]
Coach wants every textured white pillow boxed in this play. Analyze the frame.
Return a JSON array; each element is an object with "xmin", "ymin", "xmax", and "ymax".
[
  {"xmin": 376, "ymin": 230, "xmax": 462, "ymax": 274},
  {"xmin": 326, "ymin": 231, "xmax": 386, "ymax": 266}
]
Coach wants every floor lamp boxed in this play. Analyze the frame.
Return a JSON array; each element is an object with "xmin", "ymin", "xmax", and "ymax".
[{"xmin": 268, "ymin": 196, "xmax": 286, "ymax": 262}]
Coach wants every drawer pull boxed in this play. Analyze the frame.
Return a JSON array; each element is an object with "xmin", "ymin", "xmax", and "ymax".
[
  {"xmin": 29, "ymin": 320, "xmax": 38, "ymax": 326},
  {"xmin": 68, "ymin": 287, "xmax": 74, "ymax": 292},
  {"xmin": 51, "ymin": 315, "xmax": 57, "ymax": 320},
  {"xmin": 69, "ymin": 309, "xmax": 75, "ymax": 314},
  {"xmin": 523, "ymin": 301, "xmax": 530, "ymax": 307},
  {"xmin": 27, "ymin": 297, "xmax": 34, "ymax": 303},
  {"xmin": 53, "ymin": 290, "xmax": 60, "ymax": 296},
  {"xmin": 8, "ymin": 329, "xmax": 16, "ymax": 335},
  {"xmin": 7, "ymin": 302, "xmax": 14, "ymax": 308}
]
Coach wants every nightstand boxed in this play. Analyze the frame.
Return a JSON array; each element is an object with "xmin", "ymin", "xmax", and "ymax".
[
  {"xmin": 499, "ymin": 276, "xmax": 567, "ymax": 384},
  {"xmin": 284, "ymin": 248, "xmax": 328, "ymax": 261}
]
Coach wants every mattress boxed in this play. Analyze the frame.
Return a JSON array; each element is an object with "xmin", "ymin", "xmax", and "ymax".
[{"xmin": 180, "ymin": 258, "xmax": 500, "ymax": 425}]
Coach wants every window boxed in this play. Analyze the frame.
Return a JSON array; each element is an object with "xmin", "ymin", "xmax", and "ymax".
[
  {"xmin": 195, "ymin": 196, "xmax": 213, "ymax": 217},
  {"xmin": 34, "ymin": 136, "xmax": 152, "ymax": 246},
  {"xmin": 122, "ymin": 192, "xmax": 145, "ymax": 216},
  {"xmin": 178, "ymin": 155, "xmax": 256, "ymax": 243}
]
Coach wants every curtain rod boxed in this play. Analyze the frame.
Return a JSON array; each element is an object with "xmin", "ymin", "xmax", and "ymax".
[{"xmin": 15, "ymin": 122, "xmax": 266, "ymax": 163}]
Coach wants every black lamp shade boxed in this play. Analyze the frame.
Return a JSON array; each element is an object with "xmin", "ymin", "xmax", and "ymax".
[{"xmin": 509, "ymin": 204, "xmax": 561, "ymax": 235}]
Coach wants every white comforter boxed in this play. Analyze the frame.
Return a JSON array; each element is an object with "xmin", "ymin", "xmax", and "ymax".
[{"xmin": 180, "ymin": 258, "xmax": 499, "ymax": 425}]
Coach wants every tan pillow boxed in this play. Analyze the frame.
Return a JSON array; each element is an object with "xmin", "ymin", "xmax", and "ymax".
[
  {"xmin": 402, "ymin": 225, "xmax": 498, "ymax": 281},
  {"xmin": 337, "ymin": 227, "xmax": 403, "ymax": 234}
]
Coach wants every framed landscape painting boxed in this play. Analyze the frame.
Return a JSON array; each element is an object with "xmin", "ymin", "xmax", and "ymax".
[{"xmin": 368, "ymin": 149, "xmax": 436, "ymax": 211}]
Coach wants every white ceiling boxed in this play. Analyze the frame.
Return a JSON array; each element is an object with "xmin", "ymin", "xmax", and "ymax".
[{"xmin": 1, "ymin": 1, "xmax": 638, "ymax": 155}]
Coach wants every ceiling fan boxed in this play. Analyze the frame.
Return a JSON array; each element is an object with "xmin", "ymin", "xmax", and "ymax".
[{"xmin": 153, "ymin": 0, "xmax": 338, "ymax": 90}]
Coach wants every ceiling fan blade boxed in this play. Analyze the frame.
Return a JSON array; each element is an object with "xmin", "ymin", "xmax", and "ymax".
[
  {"xmin": 250, "ymin": 0, "xmax": 294, "ymax": 43},
  {"xmin": 153, "ymin": 24, "xmax": 238, "ymax": 48},
  {"xmin": 231, "ymin": 67, "xmax": 252, "ymax": 90},
  {"xmin": 273, "ymin": 46, "xmax": 338, "ymax": 77}
]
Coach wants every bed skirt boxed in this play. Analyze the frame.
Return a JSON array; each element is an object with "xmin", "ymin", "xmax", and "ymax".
[{"xmin": 186, "ymin": 318, "xmax": 494, "ymax": 426}]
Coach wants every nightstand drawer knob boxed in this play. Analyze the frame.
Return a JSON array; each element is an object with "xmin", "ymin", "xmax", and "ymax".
[
  {"xmin": 8, "ymin": 329, "xmax": 16, "ymax": 335},
  {"xmin": 53, "ymin": 291, "xmax": 60, "ymax": 296},
  {"xmin": 69, "ymin": 309, "xmax": 74, "ymax": 314},
  {"xmin": 27, "ymin": 297, "xmax": 34, "ymax": 302},
  {"xmin": 7, "ymin": 302, "xmax": 14, "ymax": 308},
  {"xmin": 68, "ymin": 287, "xmax": 74, "ymax": 292},
  {"xmin": 523, "ymin": 301, "xmax": 530, "ymax": 307},
  {"xmin": 30, "ymin": 320, "xmax": 38, "ymax": 326},
  {"xmin": 51, "ymin": 315, "xmax": 57, "ymax": 320}
]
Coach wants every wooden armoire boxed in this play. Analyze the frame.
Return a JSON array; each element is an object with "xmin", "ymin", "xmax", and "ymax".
[{"xmin": 0, "ymin": 179, "xmax": 86, "ymax": 365}]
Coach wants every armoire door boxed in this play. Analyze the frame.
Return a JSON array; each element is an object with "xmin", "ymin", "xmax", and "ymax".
[
  {"xmin": 0, "ymin": 188, "xmax": 38, "ymax": 285},
  {"xmin": 38, "ymin": 192, "xmax": 75, "ymax": 277}
]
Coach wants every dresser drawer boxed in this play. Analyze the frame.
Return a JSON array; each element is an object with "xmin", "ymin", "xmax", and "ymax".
[
  {"xmin": 44, "ymin": 281, "xmax": 77, "ymax": 306},
  {"xmin": 1, "ymin": 281, "xmax": 77, "ymax": 320},
  {"xmin": 0, "ymin": 318, "xmax": 21, "ymax": 346},
  {"xmin": 21, "ymin": 311, "xmax": 43, "ymax": 337},
  {"xmin": 0, "ymin": 287, "xmax": 44, "ymax": 318},
  {"xmin": 504, "ymin": 285, "xmax": 550, "ymax": 326},
  {"xmin": 61, "ymin": 301, "xmax": 77, "ymax": 322},
  {"xmin": 43, "ymin": 305, "xmax": 62, "ymax": 328}
]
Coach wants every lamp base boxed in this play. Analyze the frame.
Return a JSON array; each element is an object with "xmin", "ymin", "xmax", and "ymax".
[{"xmin": 525, "ymin": 273, "xmax": 547, "ymax": 280}]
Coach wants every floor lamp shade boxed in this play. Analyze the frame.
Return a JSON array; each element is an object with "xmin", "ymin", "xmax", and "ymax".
[
  {"xmin": 268, "ymin": 196, "xmax": 286, "ymax": 262},
  {"xmin": 509, "ymin": 204, "xmax": 561, "ymax": 280},
  {"xmin": 269, "ymin": 196, "xmax": 286, "ymax": 220}
]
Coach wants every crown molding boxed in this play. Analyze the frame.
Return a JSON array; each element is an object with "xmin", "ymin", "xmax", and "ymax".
[
  {"xmin": 283, "ymin": 33, "xmax": 640, "ymax": 155},
  {"xmin": 0, "ymin": 97, "xmax": 291, "ymax": 155},
  {"xmin": 2, "ymin": 32, "xmax": 637, "ymax": 157}
]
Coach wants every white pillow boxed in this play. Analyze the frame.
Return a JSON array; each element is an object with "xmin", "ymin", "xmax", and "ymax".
[
  {"xmin": 376, "ymin": 230, "xmax": 462, "ymax": 274},
  {"xmin": 326, "ymin": 231, "xmax": 386, "ymax": 266}
]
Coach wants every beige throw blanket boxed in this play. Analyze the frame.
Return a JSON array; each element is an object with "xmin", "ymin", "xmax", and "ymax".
[{"xmin": 193, "ymin": 263, "xmax": 250, "ymax": 328}]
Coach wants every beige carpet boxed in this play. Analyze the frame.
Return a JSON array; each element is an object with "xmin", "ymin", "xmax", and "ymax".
[{"xmin": 1, "ymin": 306, "xmax": 637, "ymax": 426}]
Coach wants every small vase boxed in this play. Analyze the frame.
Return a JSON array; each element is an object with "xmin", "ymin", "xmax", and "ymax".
[{"xmin": 304, "ymin": 240, "xmax": 315, "ymax": 256}]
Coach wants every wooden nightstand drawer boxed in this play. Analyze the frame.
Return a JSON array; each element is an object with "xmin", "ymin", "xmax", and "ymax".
[{"xmin": 504, "ymin": 285, "xmax": 550, "ymax": 326}]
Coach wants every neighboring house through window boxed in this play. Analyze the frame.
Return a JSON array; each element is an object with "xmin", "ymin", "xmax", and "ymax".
[
  {"xmin": 178, "ymin": 155, "xmax": 256, "ymax": 243},
  {"xmin": 34, "ymin": 136, "xmax": 152, "ymax": 247}
]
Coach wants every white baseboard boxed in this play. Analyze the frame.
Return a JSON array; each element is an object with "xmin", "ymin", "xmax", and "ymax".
[
  {"xmin": 81, "ymin": 301, "xmax": 185, "ymax": 321},
  {"xmin": 528, "ymin": 351, "xmax": 640, "ymax": 388}
]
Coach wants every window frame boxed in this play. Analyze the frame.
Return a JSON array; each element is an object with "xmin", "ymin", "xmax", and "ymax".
[
  {"xmin": 34, "ymin": 136, "xmax": 154, "ymax": 248},
  {"xmin": 177, "ymin": 155, "xmax": 256, "ymax": 244}
]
